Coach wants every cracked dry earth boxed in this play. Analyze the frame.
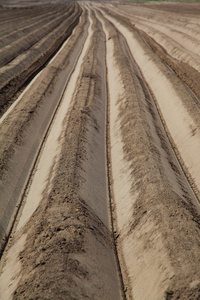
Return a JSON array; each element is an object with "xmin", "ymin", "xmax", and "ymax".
[{"xmin": 1, "ymin": 1, "xmax": 200, "ymax": 299}]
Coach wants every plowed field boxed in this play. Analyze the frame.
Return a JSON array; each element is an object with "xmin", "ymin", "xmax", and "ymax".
[{"xmin": 1, "ymin": 2, "xmax": 200, "ymax": 299}]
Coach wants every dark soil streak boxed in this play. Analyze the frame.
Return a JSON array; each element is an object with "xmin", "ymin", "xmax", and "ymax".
[{"xmin": 0, "ymin": 3, "xmax": 82, "ymax": 117}]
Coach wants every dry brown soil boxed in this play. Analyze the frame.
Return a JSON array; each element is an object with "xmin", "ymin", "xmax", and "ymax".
[{"xmin": 1, "ymin": 1, "xmax": 200, "ymax": 300}]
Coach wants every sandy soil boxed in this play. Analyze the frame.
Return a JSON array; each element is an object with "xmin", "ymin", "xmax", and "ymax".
[
  {"xmin": 1, "ymin": 1, "xmax": 200, "ymax": 300},
  {"xmin": 0, "ymin": 2, "xmax": 81, "ymax": 116}
]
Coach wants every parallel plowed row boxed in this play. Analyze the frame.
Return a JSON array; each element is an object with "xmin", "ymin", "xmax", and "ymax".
[
  {"xmin": 0, "ymin": 9, "xmax": 122, "ymax": 300},
  {"xmin": 96, "ymin": 7, "xmax": 199, "ymax": 299},
  {"xmin": 101, "ymin": 4, "xmax": 200, "ymax": 199},
  {"xmin": 1, "ymin": 3, "xmax": 200, "ymax": 300},
  {"xmin": 0, "ymin": 6, "xmax": 88, "ymax": 252},
  {"xmin": 0, "ymin": 5, "xmax": 64, "ymax": 40},
  {"xmin": 0, "ymin": 6, "xmax": 73, "ymax": 67},
  {"xmin": 112, "ymin": 4, "xmax": 200, "ymax": 72},
  {"xmin": 0, "ymin": 3, "xmax": 82, "ymax": 116}
]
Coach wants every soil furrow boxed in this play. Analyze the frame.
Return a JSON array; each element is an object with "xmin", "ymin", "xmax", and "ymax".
[
  {"xmin": 102, "ymin": 6, "xmax": 200, "ymax": 200},
  {"xmin": 97, "ymin": 5, "xmax": 200, "ymax": 300},
  {"xmin": 104, "ymin": 5, "xmax": 200, "ymax": 71},
  {"xmin": 0, "ymin": 6, "xmax": 66, "ymax": 43},
  {"xmin": 0, "ymin": 7, "xmax": 122, "ymax": 300},
  {"xmin": 0, "ymin": 4, "xmax": 82, "ymax": 116},
  {"xmin": 1, "ymin": 2, "xmax": 200, "ymax": 300},
  {"xmin": 0, "ymin": 6, "xmax": 74, "ymax": 67},
  {"xmin": 109, "ymin": 4, "xmax": 200, "ymax": 68},
  {"xmin": 0, "ymin": 7, "xmax": 88, "ymax": 255}
]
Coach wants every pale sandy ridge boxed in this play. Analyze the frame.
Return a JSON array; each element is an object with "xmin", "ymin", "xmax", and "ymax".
[
  {"xmin": 0, "ymin": 12, "xmax": 94, "ymax": 299},
  {"xmin": 98, "ymin": 10, "xmax": 175, "ymax": 300},
  {"xmin": 96, "ymin": 5, "xmax": 200, "ymax": 299},
  {"xmin": 16, "ymin": 13, "xmax": 94, "ymax": 232},
  {"xmin": 103, "ymin": 8, "xmax": 200, "ymax": 205},
  {"xmin": 1, "ymin": 2, "xmax": 200, "ymax": 300},
  {"xmin": 0, "ymin": 7, "xmax": 122, "ymax": 299},
  {"xmin": 111, "ymin": 5, "xmax": 200, "ymax": 73},
  {"xmin": 0, "ymin": 7, "xmax": 88, "ymax": 246}
]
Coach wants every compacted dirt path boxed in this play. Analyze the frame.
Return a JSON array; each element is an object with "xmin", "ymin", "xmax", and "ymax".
[{"xmin": 1, "ymin": 2, "xmax": 200, "ymax": 300}]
